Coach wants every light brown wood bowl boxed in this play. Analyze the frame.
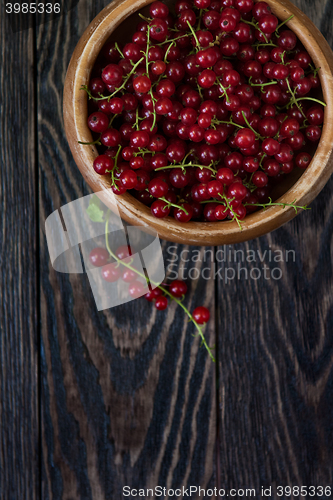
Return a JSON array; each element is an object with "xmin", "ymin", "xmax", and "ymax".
[{"xmin": 64, "ymin": 0, "xmax": 333, "ymax": 246}]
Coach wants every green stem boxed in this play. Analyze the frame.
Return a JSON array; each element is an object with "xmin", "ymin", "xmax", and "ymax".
[
  {"xmin": 78, "ymin": 136, "xmax": 101, "ymax": 146},
  {"xmin": 249, "ymin": 77, "xmax": 278, "ymax": 88},
  {"xmin": 259, "ymin": 153, "xmax": 267, "ymax": 169},
  {"xmin": 243, "ymin": 197, "xmax": 310, "ymax": 213},
  {"xmin": 109, "ymin": 113, "xmax": 118, "ymax": 127},
  {"xmin": 197, "ymin": 9, "xmax": 203, "ymax": 30},
  {"xmin": 155, "ymin": 161, "xmax": 217, "ymax": 175},
  {"xmin": 285, "ymin": 77, "xmax": 307, "ymax": 119},
  {"xmin": 160, "ymin": 197, "xmax": 189, "ymax": 215},
  {"xmin": 159, "ymin": 33, "xmax": 191, "ymax": 45},
  {"xmin": 81, "ymin": 57, "xmax": 145, "ymax": 102},
  {"xmin": 187, "ymin": 20, "xmax": 199, "ymax": 48},
  {"xmin": 218, "ymin": 83, "xmax": 230, "ymax": 102},
  {"xmin": 212, "ymin": 118, "xmax": 244, "ymax": 130},
  {"xmin": 275, "ymin": 14, "xmax": 294, "ymax": 35},
  {"xmin": 104, "ymin": 212, "xmax": 215, "ymax": 361},
  {"xmin": 241, "ymin": 17, "xmax": 268, "ymax": 43},
  {"xmin": 241, "ymin": 111, "xmax": 264, "ymax": 140},
  {"xmin": 254, "ymin": 41, "xmax": 278, "ymax": 49},
  {"xmin": 164, "ymin": 41, "xmax": 175, "ymax": 63},
  {"xmin": 115, "ymin": 42, "xmax": 124, "ymax": 59},
  {"xmin": 133, "ymin": 148, "xmax": 155, "ymax": 157},
  {"xmin": 219, "ymin": 193, "xmax": 244, "ymax": 230},
  {"xmin": 109, "ymin": 144, "xmax": 122, "ymax": 187},
  {"xmin": 135, "ymin": 108, "xmax": 139, "ymax": 131},
  {"xmin": 296, "ymin": 97, "xmax": 326, "ymax": 107},
  {"xmin": 138, "ymin": 12, "xmax": 151, "ymax": 23}
]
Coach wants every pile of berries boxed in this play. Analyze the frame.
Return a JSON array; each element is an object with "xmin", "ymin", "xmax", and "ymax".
[
  {"xmin": 89, "ymin": 244, "xmax": 211, "ymax": 345},
  {"xmin": 83, "ymin": 0, "xmax": 325, "ymax": 224}
]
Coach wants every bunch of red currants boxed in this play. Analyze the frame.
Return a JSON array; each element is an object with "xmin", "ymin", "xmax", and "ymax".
[
  {"xmin": 89, "ymin": 245, "xmax": 210, "ymax": 324},
  {"xmin": 83, "ymin": 0, "xmax": 325, "ymax": 224}
]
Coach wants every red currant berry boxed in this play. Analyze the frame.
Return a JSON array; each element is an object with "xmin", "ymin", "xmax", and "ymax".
[
  {"xmin": 145, "ymin": 288, "xmax": 163, "ymax": 301},
  {"xmin": 128, "ymin": 280, "xmax": 146, "ymax": 298},
  {"xmin": 93, "ymin": 155, "xmax": 114, "ymax": 175},
  {"xmin": 133, "ymin": 75, "xmax": 152, "ymax": 94},
  {"xmin": 89, "ymin": 247, "xmax": 109, "ymax": 267},
  {"xmin": 305, "ymin": 125, "xmax": 322, "ymax": 142},
  {"xmin": 258, "ymin": 14, "xmax": 278, "ymax": 34},
  {"xmin": 306, "ymin": 106, "xmax": 324, "ymax": 126},
  {"xmin": 295, "ymin": 152, "xmax": 312, "ymax": 169},
  {"xmin": 120, "ymin": 169, "xmax": 138, "ymax": 189},
  {"xmin": 155, "ymin": 295, "xmax": 168, "ymax": 310},
  {"xmin": 235, "ymin": 129, "xmax": 256, "ymax": 148},
  {"xmin": 252, "ymin": 171, "xmax": 268, "ymax": 187},
  {"xmin": 148, "ymin": 178, "xmax": 169, "ymax": 198},
  {"xmin": 150, "ymin": 1, "xmax": 169, "ymax": 19},
  {"xmin": 192, "ymin": 306, "xmax": 210, "ymax": 324},
  {"xmin": 101, "ymin": 263, "xmax": 121, "ymax": 282},
  {"xmin": 130, "ymin": 131, "xmax": 150, "ymax": 148},
  {"xmin": 262, "ymin": 138, "xmax": 281, "ymax": 156},
  {"xmin": 174, "ymin": 202, "xmax": 194, "ymax": 222},
  {"xmin": 101, "ymin": 64, "xmax": 123, "ymax": 86},
  {"xmin": 87, "ymin": 112, "xmax": 109, "ymax": 133},
  {"xmin": 151, "ymin": 199, "xmax": 171, "ymax": 218},
  {"xmin": 149, "ymin": 18, "xmax": 169, "ymax": 42}
]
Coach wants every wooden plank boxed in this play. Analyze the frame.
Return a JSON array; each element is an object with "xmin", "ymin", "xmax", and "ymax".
[
  {"xmin": 0, "ymin": 20, "xmax": 38, "ymax": 500},
  {"xmin": 37, "ymin": 2, "xmax": 216, "ymax": 497},
  {"xmin": 217, "ymin": 0, "xmax": 333, "ymax": 495}
]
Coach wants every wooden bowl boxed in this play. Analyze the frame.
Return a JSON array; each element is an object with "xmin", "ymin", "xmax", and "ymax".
[{"xmin": 63, "ymin": 0, "xmax": 333, "ymax": 246}]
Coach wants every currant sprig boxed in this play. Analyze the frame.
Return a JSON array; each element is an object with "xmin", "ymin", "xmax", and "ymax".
[
  {"xmin": 104, "ymin": 210, "xmax": 214, "ymax": 361},
  {"xmin": 244, "ymin": 197, "xmax": 310, "ymax": 213}
]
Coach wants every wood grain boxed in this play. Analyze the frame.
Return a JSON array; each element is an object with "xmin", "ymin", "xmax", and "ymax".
[
  {"xmin": 217, "ymin": 1, "xmax": 333, "ymax": 497},
  {"xmin": 0, "ymin": 20, "xmax": 38, "ymax": 500},
  {"xmin": 36, "ymin": 1, "xmax": 216, "ymax": 498},
  {"xmin": 2, "ymin": 0, "xmax": 333, "ymax": 497}
]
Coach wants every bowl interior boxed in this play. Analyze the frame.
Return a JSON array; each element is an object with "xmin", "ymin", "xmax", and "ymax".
[{"xmin": 92, "ymin": 2, "xmax": 316, "ymax": 204}]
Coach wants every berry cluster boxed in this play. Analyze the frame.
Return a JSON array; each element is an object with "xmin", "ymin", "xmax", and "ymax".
[
  {"xmin": 82, "ymin": 0, "xmax": 325, "ymax": 225},
  {"xmin": 88, "ymin": 217, "xmax": 212, "ymax": 358}
]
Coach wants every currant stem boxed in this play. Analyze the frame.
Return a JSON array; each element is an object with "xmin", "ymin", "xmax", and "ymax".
[
  {"xmin": 249, "ymin": 77, "xmax": 278, "ymax": 88},
  {"xmin": 241, "ymin": 111, "xmax": 264, "ymax": 140},
  {"xmin": 218, "ymin": 83, "xmax": 230, "ymax": 102},
  {"xmin": 219, "ymin": 193, "xmax": 244, "ymax": 230},
  {"xmin": 212, "ymin": 118, "xmax": 243, "ymax": 130},
  {"xmin": 241, "ymin": 17, "xmax": 268, "ymax": 43},
  {"xmin": 164, "ymin": 41, "xmax": 175, "ymax": 63},
  {"xmin": 115, "ymin": 42, "xmax": 124, "ymax": 59},
  {"xmin": 187, "ymin": 20, "xmax": 200, "ymax": 49},
  {"xmin": 109, "ymin": 113, "xmax": 118, "ymax": 127},
  {"xmin": 104, "ymin": 211, "xmax": 215, "ymax": 361},
  {"xmin": 243, "ymin": 197, "xmax": 310, "ymax": 213},
  {"xmin": 296, "ymin": 97, "xmax": 326, "ymax": 107},
  {"xmin": 275, "ymin": 15, "xmax": 294, "ymax": 35},
  {"xmin": 160, "ymin": 197, "xmax": 189, "ymax": 215},
  {"xmin": 254, "ymin": 41, "xmax": 278, "ymax": 49},
  {"xmin": 108, "ymin": 144, "xmax": 122, "ymax": 187},
  {"xmin": 78, "ymin": 137, "xmax": 101, "ymax": 146},
  {"xmin": 160, "ymin": 33, "xmax": 191, "ymax": 45},
  {"xmin": 155, "ymin": 161, "xmax": 217, "ymax": 174},
  {"xmin": 138, "ymin": 12, "xmax": 151, "ymax": 23}
]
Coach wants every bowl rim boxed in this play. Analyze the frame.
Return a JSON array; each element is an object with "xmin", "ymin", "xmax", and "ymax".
[{"xmin": 63, "ymin": 0, "xmax": 333, "ymax": 246}]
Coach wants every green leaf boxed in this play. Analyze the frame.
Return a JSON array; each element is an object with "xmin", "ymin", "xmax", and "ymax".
[{"xmin": 86, "ymin": 195, "xmax": 105, "ymax": 222}]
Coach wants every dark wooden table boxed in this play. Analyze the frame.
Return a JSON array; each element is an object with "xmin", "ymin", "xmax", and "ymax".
[{"xmin": 1, "ymin": 0, "xmax": 333, "ymax": 498}]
